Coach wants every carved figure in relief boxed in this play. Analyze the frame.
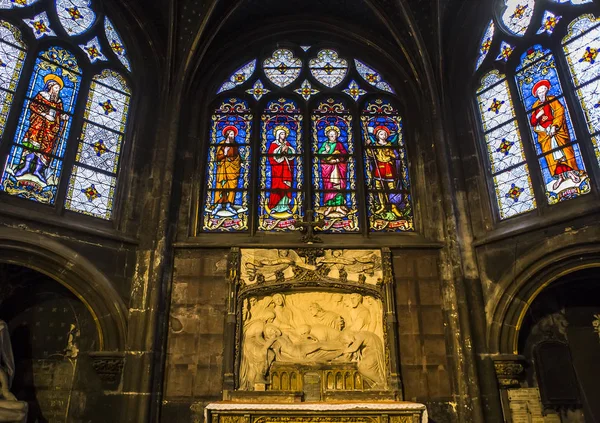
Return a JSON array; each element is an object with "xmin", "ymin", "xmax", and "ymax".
[
  {"xmin": 309, "ymin": 303, "xmax": 344, "ymax": 331},
  {"xmin": 341, "ymin": 330, "xmax": 387, "ymax": 388},
  {"xmin": 348, "ymin": 294, "xmax": 371, "ymax": 332},
  {"xmin": 264, "ymin": 325, "xmax": 345, "ymax": 363},
  {"xmin": 239, "ymin": 311, "xmax": 276, "ymax": 389},
  {"xmin": 0, "ymin": 320, "xmax": 28, "ymax": 423},
  {"xmin": 239, "ymin": 292, "xmax": 387, "ymax": 391}
]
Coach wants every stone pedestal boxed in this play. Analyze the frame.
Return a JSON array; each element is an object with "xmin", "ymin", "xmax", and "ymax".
[{"xmin": 195, "ymin": 402, "xmax": 428, "ymax": 423}]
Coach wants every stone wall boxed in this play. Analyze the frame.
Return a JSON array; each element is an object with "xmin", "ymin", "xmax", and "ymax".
[
  {"xmin": 161, "ymin": 249, "xmax": 229, "ymax": 421},
  {"xmin": 161, "ymin": 248, "xmax": 457, "ymax": 422}
]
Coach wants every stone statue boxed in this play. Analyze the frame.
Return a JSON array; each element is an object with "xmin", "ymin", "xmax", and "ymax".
[{"xmin": 0, "ymin": 320, "xmax": 27, "ymax": 423}]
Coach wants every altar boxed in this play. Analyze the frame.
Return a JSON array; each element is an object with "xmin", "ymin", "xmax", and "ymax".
[
  {"xmin": 191, "ymin": 248, "xmax": 427, "ymax": 422},
  {"xmin": 198, "ymin": 402, "xmax": 428, "ymax": 423}
]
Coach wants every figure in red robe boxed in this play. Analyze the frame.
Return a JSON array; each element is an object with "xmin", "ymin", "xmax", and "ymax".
[
  {"xmin": 14, "ymin": 74, "xmax": 69, "ymax": 183},
  {"xmin": 267, "ymin": 126, "xmax": 295, "ymax": 213}
]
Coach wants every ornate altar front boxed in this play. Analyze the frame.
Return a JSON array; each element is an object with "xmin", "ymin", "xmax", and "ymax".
[{"xmin": 192, "ymin": 248, "xmax": 427, "ymax": 422}]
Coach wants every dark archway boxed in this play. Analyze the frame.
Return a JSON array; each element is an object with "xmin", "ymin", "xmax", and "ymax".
[
  {"xmin": 0, "ymin": 227, "xmax": 127, "ymax": 351},
  {"xmin": 518, "ymin": 268, "xmax": 600, "ymax": 422},
  {"xmin": 0, "ymin": 263, "xmax": 101, "ymax": 422}
]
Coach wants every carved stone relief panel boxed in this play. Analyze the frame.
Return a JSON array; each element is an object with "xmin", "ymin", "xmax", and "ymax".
[
  {"xmin": 240, "ymin": 249, "xmax": 383, "ymax": 286},
  {"xmin": 239, "ymin": 291, "xmax": 387, "ymax": 391}
]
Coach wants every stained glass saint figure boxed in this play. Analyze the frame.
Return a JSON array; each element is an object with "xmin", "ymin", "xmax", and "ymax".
[
  {"xmin": 267, "ymin": 126, "xmax": 295, "ymax": 212},
  {"xmin": 258, "ymin": 98, "xmax": 302, "ymax": 231},
  {"xmin": 14, "ymin": 74, "xmax": 69, "ymax": 183},
  {"xmin": 361, "ymin": 99, "xmax": 413, "ymax": 231},
  {"xmin": 318, "ymin": 125, "xmax": 348, "ymax": 217},
  {"xmin": 529, "ymin": 79, "xmax": 582, "ymax": 190},
  {"xmin": 366, "ymin": 126, "xmax": 403, "ymax": 216},
  {"xmin": 515, "ymin": 45, "xmax": 590, "ymax": 203},
  {"xmin": 212, "ymin": 125, "xmax": 242, "ymax": 216}
]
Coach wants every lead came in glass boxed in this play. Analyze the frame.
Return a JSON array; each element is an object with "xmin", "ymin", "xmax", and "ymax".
[
  {"xmin": 203, "ymin": 98, "xmax": 252, "ymax": 231},
  {"xmin": 104, "ymin": 17, "xmax": 131, "ymax": 71},
  {"xmin": 0, "ymin": 0, "xmax": 38, "ymax": 8},
  {"xmin": 0, "ymin": 21, "xmax": 26, "ymax": 137},
  {"xmin": 56, "ymin": 0, "xmax": 96, "ymax": 36},
  {"xmin": 476, "ymin": 70, "xmax": 536, "ymax": 219},
  {"xmin": 263, "ymin": 49, "xmax": 302, "ymax": 88},
  {"xmin": 563, "ymin": 14, "xmax": 600, "ymax": 168},
  {"xmin": 309, "ymin": 49, "xmax": 348, "ymax": 88},
  {"xmin": 66, "ymin": 71, "xmax": 130, "ymax": 218},
  {"xmin": 312, "ymin": 98, "xmax": 359, "ymax": 232},
  {"xmin": 1, "ymin": 47, "xmax": 81, "ymax": 205},
  {"xmin": 362, "ymin": 99, "xmax": 413, "ymax": 232},
  {"xmin": 476, "ymin": 21, "xmax": 495, "ymax": 70},
  {"xmin": 501, "ymin": 0, "xmax": 535, "ymax": 36},
  {"xmin": 258, "ymin": 98, "xmax": 304, "ymax": 231},
  {"xmin": 217, "ymin": 59, "xmax": 256, "ymax": 93},
  {"xmin": 515, "ymin": 45, "xmax": 591, "ymax": 204}
]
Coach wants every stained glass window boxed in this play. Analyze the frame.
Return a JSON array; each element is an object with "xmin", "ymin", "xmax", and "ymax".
[
  {"xmin": 309, "ymin": 49, "xmax": 348, "ymax": 88},
  {"xmin": 515, "ymin": 45, "xmax": 591, "ymax": 204},
  {"xmin": 1, "ymin": 47, "xmax": 81, "ymax": 205},
  {"xmin": 218, "ymin": 59, "xmax": 256, "ymax": 93},
  {"xmin": 343, "ymin": 80, "xmax": 366, "ymax": 101},
  {"xmin": 476, "ymin": 71, "xmax": 536, "ymax": 219},
  {"xmin": 475, "ymin": 2, "xmax": 600, "ymax": 221},
  {"xmin": 0, "ymin": 21, "xmax": 26, "ymax": 137},
  {"xmin": 362, "ymin": 99, "xmax": 413, "ymax": 231},
  {"xmin": 537, "ymin": 11, "xmax": 562, "ymax": 35},
  {"xmin": 476, "ymin": 21, "xmax": 495, "ymax": 70},
  {"xmin": 496, "ymin": 41, "xmax": 515, "ymax": 62},
  {"xmin": 312, "ymin": 98, "xmax": 358, "ymax": 232},
  {"xmin": 57, "ymin": 0, "xmax": 96, "ymax": 36},
  {"xmin": 204, "ymin": 45, "xmax": 411, "ymax": 235},
  {"xmin": 0, "ymin": 1, "xmax": 133, "ymax": 219},
  {"xmin": 0, "ymin": 0, "xmax": 38, "ymax": 9},
  {"xmin": 65, "ymin": 70, "xmax": 130, "ymax": 219},
  {"xmin": 501, "ymin": 0, "xmax": 535, "ymax": 36},
  {"xmin": 563, "ymin": 14, "xmax": 600, "ymax": 168},
  {"xmin": 104, "ymin": 17, "xmax": 131, "ymax": 71},
  {"xmin": 24, "ymin": 12, "xmax": 56, "ymax": 39},
  {"xmin": 203, "ymin": 98, "xmax": 252, "ymax": 232},
  {"xmin": 263, "ymin": 49, "xmax": 301, "ymax": 88},
  {"xmin": 258, "ymin": 99, "xmax": 303, "ymax": 231},
  {"xmin": 354, "ymin": 60, "xmax": 394, "ymax": 93},
  {"xmin": 294, "ymin": 80, "xmax": 319, "ymax": 101}
]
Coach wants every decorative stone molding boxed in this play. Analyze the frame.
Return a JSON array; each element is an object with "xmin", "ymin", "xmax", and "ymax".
[
  {"xmin": 492, "ymin": 354, "xmax": 526, "ymax": 388},
  {"xmin": 88, "ymin": 351, "xmax": 125, "ymax": 390}
]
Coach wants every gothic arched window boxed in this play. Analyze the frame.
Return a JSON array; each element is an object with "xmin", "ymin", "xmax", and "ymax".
[
  {"xmin": 0, "ymin": 0, "xmax": 132, "ymax": 220},
  {"xmin": 202, "ymin": 44, "xmax": 414, "ymax": 234},
  {"xmin": 474, "ymin": 1, "xmax": 600, "ymax": 220}
]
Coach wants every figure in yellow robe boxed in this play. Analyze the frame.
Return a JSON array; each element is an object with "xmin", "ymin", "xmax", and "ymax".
[
  {"xmin": 530, "ymin": 79, "xmax": 581, "ymax": 191},
  {"xmin": 212, "ymin": 126, "xmax": 241, "ymax": 216}
]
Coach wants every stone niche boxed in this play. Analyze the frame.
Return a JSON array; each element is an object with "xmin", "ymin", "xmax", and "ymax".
[{"xmin": 190, "ymin": 247, "xmax": 427, "ymax": 422}]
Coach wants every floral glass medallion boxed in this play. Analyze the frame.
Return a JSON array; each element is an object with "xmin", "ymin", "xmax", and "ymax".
[
  {"xmin": 245, "ymin": 79, "xmax": 270, "ymax": 100},
  {"xmin": 217, "ymin": 59, "xmax": 256, "ymax": 93},
  {"xmin": 343, "ymin": 80, "xmax": 366, "ymax": 101},
  {"xmin": 24, "ymin": 12, "xmax": 56, "ymax": 39},
  {"xmin": 294, "ymin": 80, "xmax": 319, "ymax": 100}
]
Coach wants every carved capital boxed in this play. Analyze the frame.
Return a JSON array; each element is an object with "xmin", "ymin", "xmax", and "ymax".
[
  {"xmin": 492, "ymin": 354, "xmax": 526, "ymax": 388},
  {"xmin": 88, "ymin": 351, "xmax": 125, "ymax": 390}
]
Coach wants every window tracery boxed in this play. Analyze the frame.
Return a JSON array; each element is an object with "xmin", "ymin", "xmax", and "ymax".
[{"xmin": 202, "ymin": 44, "xmax": 415, "ymax": 234}]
